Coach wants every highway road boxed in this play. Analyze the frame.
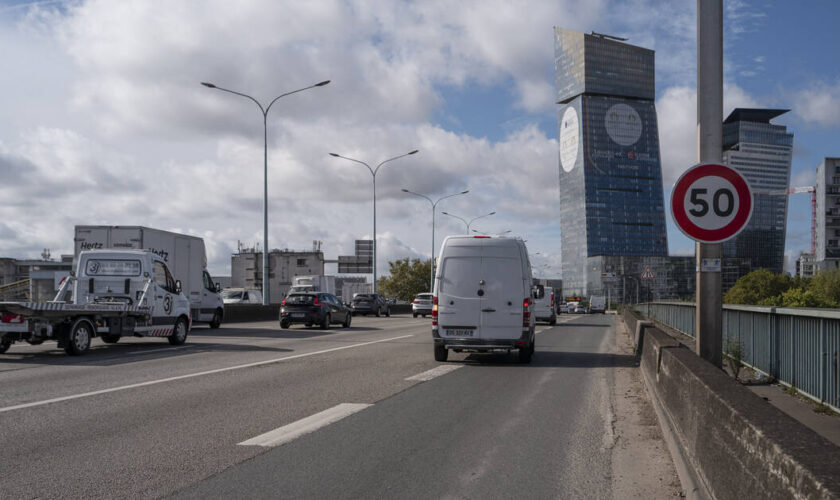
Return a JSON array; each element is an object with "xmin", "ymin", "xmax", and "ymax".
[{"xmin": 0, "ymin": 313, "xmax": 679, "ymax": 498}]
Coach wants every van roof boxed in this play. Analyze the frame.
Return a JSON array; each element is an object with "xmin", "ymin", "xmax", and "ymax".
[{"xmin": 440, "ymin": 235, "xmax": 524, "ymax": 246}]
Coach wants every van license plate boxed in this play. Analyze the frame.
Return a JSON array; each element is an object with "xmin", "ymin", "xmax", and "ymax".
[{"xmin": 445, "ymin": 329, "xmax": 474, "ymax": 337}]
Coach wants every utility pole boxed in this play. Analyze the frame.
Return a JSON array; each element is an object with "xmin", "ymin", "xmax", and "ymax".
[{"xmin": 696, "ymin": 0, "xmax": 723, "ymax": 367}]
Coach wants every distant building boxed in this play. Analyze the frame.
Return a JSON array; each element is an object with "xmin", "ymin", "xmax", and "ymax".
[
  {"xmin": 721, "ymin": 108, "xmax": 793, "ymax": 288},
  {"xmin": 231, "ymin": 248, "xmax": 325, "ymax": 303},
  {"xmin": 554, "ymin": 28, "xmax": 668, "ymax": 296},
  {"xmin": 0, "ymin": 255, "xmax": 73, "ymax": 302},
  {"xmin": 796, "ymin": 253, "xmax": 816, "ymax": 278},
  {"xmin": 815, "ymin": 157, "xmax": 840, "ymax": 271}
]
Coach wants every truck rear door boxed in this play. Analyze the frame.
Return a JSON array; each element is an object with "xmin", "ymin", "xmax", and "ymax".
[{"xmin": 437, "ymin": 255, "xmax": 481, "ymax": 338}]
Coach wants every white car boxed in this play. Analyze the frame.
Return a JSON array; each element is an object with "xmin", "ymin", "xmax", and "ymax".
[
  {"xmin": 432, "ymin": 235, "xmax": 535, "ymax": 363},
  {"xmin": 221, "ymin": 288, "xmax": 263, "ymax": 304},
  {"xmin": 412, "ymin": 293, "xmax": 434, "ymax": 317}
]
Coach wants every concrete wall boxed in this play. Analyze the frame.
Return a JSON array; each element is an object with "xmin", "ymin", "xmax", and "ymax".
[
  {"xmin": 221, "ymin": 303, "xmax": 413, "ymax": 323},
  {"xmin": 631, "ymin": 313, "xmax": 840, "ymax": 499}
]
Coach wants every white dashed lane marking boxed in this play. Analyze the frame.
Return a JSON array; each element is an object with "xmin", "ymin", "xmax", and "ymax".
[
  {"xmin": 0, "ymin": 335, "xmax": 413, "ymax": 414},
  {"xmin": 238, "ymin": 403, "xmax": 372, "ymax": 447},
  {"xmin": 405, "ymin": 365, "xmax": 463, "ymax": 381}
]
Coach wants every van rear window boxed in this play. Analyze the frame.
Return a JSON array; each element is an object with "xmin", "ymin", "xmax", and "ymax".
[
  {"xmin": 439, "ymin": 257, "xmax": 482, "ymax": 297},
  {"xmin": 85, "ymin": 259, "xmax": 141, "ymax": 276},
  {"xmin": 285, "ymin": 294, "xmax": 315, "ymax": 305}
]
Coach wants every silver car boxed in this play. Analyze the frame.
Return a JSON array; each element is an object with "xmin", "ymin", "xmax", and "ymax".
[{"xmin": 412, "ymin": 293, "xmax": 434, "ymax": 318}]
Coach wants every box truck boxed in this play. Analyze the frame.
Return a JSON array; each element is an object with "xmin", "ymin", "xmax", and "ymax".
[
  {"xmin": 74, "ymin": 226, "xmax": 224, "ymax": 328},
  {"xmin": 288, "ymin": 275, "xmax": 336, "ymax": 295}
]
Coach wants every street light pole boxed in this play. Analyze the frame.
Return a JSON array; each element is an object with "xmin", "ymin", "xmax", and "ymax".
[
  {"xmin": 201, "ymin": 80, "xmax": 329, "ymax": 305},
  {"xmin": 442, "ymin": 211, "xmax": 496, "ymax": 232},
  {"xmin": 330, "ymin": 150, "xmax": 419, "ymax": 293},
  {"xmin": 402, "ymin": 188, "xmax": 469, "ymax": 292}
]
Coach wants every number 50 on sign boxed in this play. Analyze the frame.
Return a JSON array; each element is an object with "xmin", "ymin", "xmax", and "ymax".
[{"xmin": 671, "ymin": 163, "xmax": 753, "ymax": 244}]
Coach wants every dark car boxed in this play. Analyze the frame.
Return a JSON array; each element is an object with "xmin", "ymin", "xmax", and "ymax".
[
  {"xmin": 279, "ymin": 292, "xmax": 352, "ymax": 329},
  {"xmin": 351, "ymin": 293, "xmax": 390, "ymax": 317}
]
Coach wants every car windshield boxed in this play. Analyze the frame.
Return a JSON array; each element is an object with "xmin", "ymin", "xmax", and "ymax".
[{"xmin": 284, "ymin": 294, "xmax": 316, "ymax": 305}]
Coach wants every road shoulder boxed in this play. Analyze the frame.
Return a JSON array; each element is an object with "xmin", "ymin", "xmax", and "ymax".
[{"xmin": 611, "ymin": 315, "xmax": 683, "ymax": 498}]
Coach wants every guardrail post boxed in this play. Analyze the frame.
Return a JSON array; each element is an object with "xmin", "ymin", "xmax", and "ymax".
[{"xmin": 820, "ymin": 318, "xmax": 826, "ymax": 403}]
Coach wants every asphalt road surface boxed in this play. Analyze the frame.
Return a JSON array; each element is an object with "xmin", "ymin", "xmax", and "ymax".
[{"xmin": 0, "ymin": 313, "xmax": 674, "ymax": 499}]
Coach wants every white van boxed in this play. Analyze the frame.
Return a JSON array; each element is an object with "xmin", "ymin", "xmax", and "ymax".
[
  {"xmin": 432, "ymin": 236, "xmax": 536, "ymax": 363},
  {"xmin": 533, "ymin": 284, "xmax": 557, "ymax": 325}
]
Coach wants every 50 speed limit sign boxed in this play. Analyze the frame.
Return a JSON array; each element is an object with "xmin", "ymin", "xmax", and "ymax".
[{"xmin": 671, "ymin": 163, "xmax": 753, "ymax": 243}]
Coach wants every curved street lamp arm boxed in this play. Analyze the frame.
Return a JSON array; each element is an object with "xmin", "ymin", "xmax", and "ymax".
[
  {"xmin": 330, "ymin": 153, "xmax": 374, "ymax": 176},
  {"xmin": 442, "ymin": 212, "xmax": 468, "ymax": 231},
  {"xmin": 402, "ymin": 189, "xmax": 433, "ymax": 206},
  {"xmin": 373, "ymin": 150, "xmax": 419, "ymax": 175},
  {"xmin": 468, "ymin": 211, "xmax": 496, "ymax": 227},
  {"xmin": 203, "ymin": 84, "xmax": 266, "ymax": 114},
  {"xmin": 434, "ymin": 189, "xmax": 469, "ymax": 207},
  {"xmin": 265, "ymin": 80, "xmax": 330, "ymax": 115}
]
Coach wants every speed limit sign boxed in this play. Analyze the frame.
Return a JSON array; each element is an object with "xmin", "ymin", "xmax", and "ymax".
[{"xmin": 671, "ymin": 163, "xmax": 753, "ymax": 243}]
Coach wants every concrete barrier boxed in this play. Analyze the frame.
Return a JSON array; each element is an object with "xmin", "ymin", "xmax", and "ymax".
[
  {"xmin": 221, "ymin": 304, "xmax": 281, "ymax": 323},
  {"xmin": 622, "ymin": 307, "xmax": 654, "ymax": 355},
  {"xmin": 638, "ymin": 325, "xmax": 840, "ymax": 499}
]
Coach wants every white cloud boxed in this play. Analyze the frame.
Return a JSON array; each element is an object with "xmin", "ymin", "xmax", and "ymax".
[
  {"xmin": 791, "ymin": 81, "xmax": 840, "ymax": 127},
  {"xmin": 656, "ymin": 83, "xmax": 760, "ymax": 187}
]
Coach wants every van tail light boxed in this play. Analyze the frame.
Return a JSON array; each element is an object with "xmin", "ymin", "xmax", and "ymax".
[
  {"xmin": 550, "ymin": 293, "xmax": 555, "ymax": 307},
  {"xmin": 473, "ymin": 236, "xmax": 490, "ymax": 238},
  {"xmin": 522, "ymin": 298, "xmax": 530, "ymax": 327},
  {"xmin": 432, "ymin": 296, "xmax": 438, "ymax": 326},
  {"xmin": 1, "ymin": 314, "xmax": 23, "ymax": 324}
]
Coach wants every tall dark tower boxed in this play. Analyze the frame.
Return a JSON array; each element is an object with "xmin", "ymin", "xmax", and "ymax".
[{"xmin": 555, "ymin": 28, "xmax": 668, "ymax": 296}]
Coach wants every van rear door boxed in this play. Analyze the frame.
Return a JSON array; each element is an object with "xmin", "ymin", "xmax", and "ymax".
[
  {"xmin": 437, "ymin": 255, "xmax": 481, "ymax": 337},
  {"xmin": 478, "ymin": 255, "xmax": 523, "ymax": 340}
]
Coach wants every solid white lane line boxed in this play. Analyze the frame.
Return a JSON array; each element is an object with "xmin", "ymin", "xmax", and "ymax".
[
  {"xmin": 405, "ymin": 365, "xmax": 462, "ymax": 381},
  {"xmin": 0, "ymin": 334, "xmax": 414, "ymax": 414},
  {"xmin": 238, "ymin": 403, "xmax": 372, "ymax": 447}
]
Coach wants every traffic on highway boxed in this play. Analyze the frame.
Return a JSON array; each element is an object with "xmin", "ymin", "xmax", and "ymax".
[{"xmin": 0, "ymin": 312, "xmax": 679, "ymax": 498}]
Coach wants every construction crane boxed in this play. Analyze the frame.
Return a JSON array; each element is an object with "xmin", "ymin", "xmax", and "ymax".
[{"xmin": 756, "ymin": 186, "xmax": 816, "ymax": 254}]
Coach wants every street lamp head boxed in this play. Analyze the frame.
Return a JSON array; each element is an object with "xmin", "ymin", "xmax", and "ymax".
[
  {"xmin": 408, "ymin": 150, "xmax": 419, "ymax": 155},
  {"xmin": 441, "ymin": 211, "xmax": 450, "ymax": 215},
  {"xmin": 489, "ymin": 211, "xmax": 496, "ymax": 215},
  {"xmin": 200, "ymin": 82, "xmax": 216, "ymax": 88},
  {"xmin": 329, "ymin": 153, "xmax": 340, "ymax": 157},
  {"xmin": 460, "ymin": 190, "xmax": 470, "ymax": 194},
  {"xmin": 401, "ymin": 188, "xmax": 410, "ymax": 193},
  {"xmin": 315, "ymin": 80, "xmax": 331, "ymax": 87}
]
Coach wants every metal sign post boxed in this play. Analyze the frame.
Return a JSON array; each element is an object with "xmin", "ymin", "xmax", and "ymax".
[{"xmin": 696, "ymin": 0, "xmax": 724, "ymax": 367}]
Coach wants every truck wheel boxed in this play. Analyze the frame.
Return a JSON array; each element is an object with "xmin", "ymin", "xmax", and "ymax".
[
  {"xmin": 100, "ymin": 334, "xmax": 120, "ymax": 344},
  {"xmin": 209, "ymin": 310, "xmax": 222, "ymax": 329},
  {"xmin": 65, "ymin": 321, "xmax": 92, "ymax": 355},
  {"xmin": 343, "ymin": 313, "xmax": 351, "ymax": 328},
  {"xmin": 434, "ymin": 344, "xmax": 448, "ymax": 362},
  {"xmin": 320, "ymin": 314, "xmax": 330, "ymax": 330},
  {"xmin": 0, "ymin": 339, "xmax": 11, "ymax": 354},
  {"xmin": 168, "ymin": 317, "xmax": 188, "ymax": 345}
]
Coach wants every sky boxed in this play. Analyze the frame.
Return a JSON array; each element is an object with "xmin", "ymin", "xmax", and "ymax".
[{"xmin": 1, "ymin": 0, "xmax": 839, "ymax": 279}]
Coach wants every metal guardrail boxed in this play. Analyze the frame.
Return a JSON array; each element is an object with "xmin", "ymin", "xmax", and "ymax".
[
  {"xmin": 0, "ymin": 279, "xmax": 30, "ymax": 301},
  {"xmin": 638, "ymin": 301, "xmax": 840, "ymax": 413}
]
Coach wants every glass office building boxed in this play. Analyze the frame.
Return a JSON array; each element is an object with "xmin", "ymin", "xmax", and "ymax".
[
  {"xmin": 721, "ymin": 109, "xmax": 793, "ymax": 282},
  {"xmin": 555, "ymin": 28, "xmax": 668, "ymax": 296}
]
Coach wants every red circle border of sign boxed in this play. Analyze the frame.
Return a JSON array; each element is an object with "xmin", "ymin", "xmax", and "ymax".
[{"xmin": 671, "ymin": 163, "xmax": 753, "ymax": 243}]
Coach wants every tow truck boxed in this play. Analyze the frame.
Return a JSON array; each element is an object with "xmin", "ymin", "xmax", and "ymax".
[{"xmin": 0, "ymin": 250, "xmax": 191, "ymax": 355}]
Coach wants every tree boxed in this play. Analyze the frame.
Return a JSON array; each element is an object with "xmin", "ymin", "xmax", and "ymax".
[
  {"xmin": 777, "ymin": 287, "xmax": 836, "ymax": 308},
  {"xmin": 807, "ymin": 269, "xmax": 840, "ymax": 307},
  {"xmin": 723, "ymin": 269, "xmax": 792, "ymax": 305},
  {"xmin": 376, "ymin": 258, "xmax": 432, "ymax": 301}
]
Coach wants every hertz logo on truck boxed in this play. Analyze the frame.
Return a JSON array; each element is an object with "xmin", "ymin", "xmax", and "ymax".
[{"xmin": 80, "ymin": 242, "xmax": 103, "ymax": 250}]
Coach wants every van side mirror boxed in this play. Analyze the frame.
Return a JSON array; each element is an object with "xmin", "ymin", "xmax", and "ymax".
[
  {"xmin": 175, "ymin": 280, "xmax": 182, "ymax": 293},
  {"xmin": 215, "ymin": 282, "xmax": 221, "ymax": 292}
]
